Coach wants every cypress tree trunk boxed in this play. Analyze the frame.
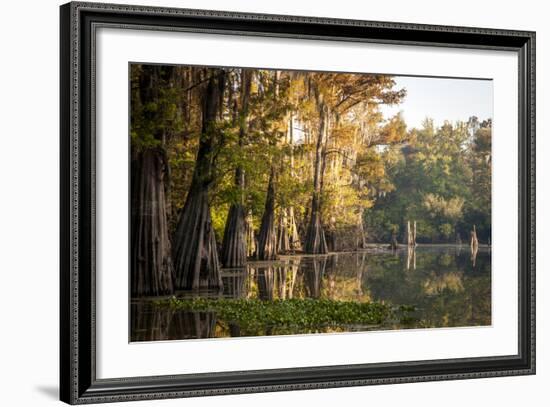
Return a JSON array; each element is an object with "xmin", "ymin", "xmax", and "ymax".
[
  {"xmin": 256, "ymin": 72, "xmax": 280, "ymax": 261},
  {"xmin": 257, "ymin": 167, "xmax": 278, "ymax": 260},
  {"xmin": 406, "ymin": 220, "xmax": 417, "ymax": 247},
  {"xmin": 287, "ymin": 207, "xmax": 302, "ymax": 252},
  {"xmin": 131, "ymin": 148, "xmax": 174, "ymax": 296},
  {"xmin": 287, "ymin": 115, "xmax": 302, "ymax": 252},
  {"xmin": 221, "ymin": 69, "xmax": 252, "ymax": 268},
  {"xmin": 356, "ymin": 217, "xmax": 367, "ymax": 249},
  {"xmin": 173, "ymin": 184, "xmax": 221, "ymax": 290},
  {"xmin": 173, "ymin": 70, "xmax": 225, "ymax": 290},
  {"xmin": 305, "ymin": 98, "xmax": 328, "ymax": 254},
  {"xmin": 277, "ymin": 208, "xmax": 291, "ymax": 254},
  {"xmin": 130, "ymin": 65, "xmax": 175, "ymax": 297},
  {"xmin": 221, "ymin": 202, "xmax": 246, "ymax": 268}
]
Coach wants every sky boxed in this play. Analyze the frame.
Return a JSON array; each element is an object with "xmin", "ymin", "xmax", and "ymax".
[{"xmin": 380, "ymin": 75, "xmax": 493, "ymax": 129}]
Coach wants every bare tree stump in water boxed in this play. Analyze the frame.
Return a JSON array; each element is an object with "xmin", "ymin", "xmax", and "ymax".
[
  {"xmin": 356, "ymin": 209, "xmax": 367, "ymax": 250},
  {"xmin": 470, "ymin": 225, "xmax": 479, "ymax": 250},
  {"xmin": 406, "ymin": 220, "xmax": 417, "ymax": 247},
  {"xmin": 470, "ymin": 225, "xmax": 479, "ymax": 267},
  {"xmin": 389, "ymin": 228, "xmax": 399, "ymax": 250}
]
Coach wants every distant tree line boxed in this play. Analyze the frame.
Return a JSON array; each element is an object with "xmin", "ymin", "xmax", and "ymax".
[{"xmin": 364, "ymin": 117, "xmax": 492, "ymax": 245}]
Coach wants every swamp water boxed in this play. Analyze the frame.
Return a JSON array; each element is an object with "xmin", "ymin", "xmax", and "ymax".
[{"xmin": 131, "ymin": 246, "xmax": 491, "ymax": 341}]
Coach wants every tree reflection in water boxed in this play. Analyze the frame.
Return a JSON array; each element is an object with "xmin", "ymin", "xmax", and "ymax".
[{"xmin": 131, "ymin": 246, "xmax": 491, "ymax": 341}]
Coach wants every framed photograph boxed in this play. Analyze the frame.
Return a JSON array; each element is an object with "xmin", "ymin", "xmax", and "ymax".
[{"xmin": 60, "ymin": 1, "xmax": 535, "ymax": 404}]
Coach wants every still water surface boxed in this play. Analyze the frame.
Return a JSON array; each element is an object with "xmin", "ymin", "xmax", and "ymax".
[{"xmin": 131, "ymin": 246, "xmax": 491, "ymax": 341}]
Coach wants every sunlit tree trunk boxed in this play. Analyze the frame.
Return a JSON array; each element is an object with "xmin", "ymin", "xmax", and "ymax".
[
  {"xmin": 407, "ymin": 220, "xmax": 417, "ymax": 247},
  {"xmin": 470, "ymin": 225, "xmax": 479, "ymax": 266},
  {"xmin": 245, "ymin": 210, "xmax": 256, "ymax": 258},
  {"xmin": 305, "ymin": 91, "xmax": 329, "ymax": 254},
  {"xmin": 356, "ymin": 209, "xmax": 367, "ymax": 249},
  {"xmin": 287, "ymin": 115, "xmax": 302, "ymax": 252},
  {"xmin": 287, "ymin": 207, "xmax": 301, "ymax": 252},
  {"xmin": 277, "ymin": 208, "xmax": 291, "ymax": 253},
  {"xmin": 173, "ymin": 70, "xmax": 226, "ymax": 290}
]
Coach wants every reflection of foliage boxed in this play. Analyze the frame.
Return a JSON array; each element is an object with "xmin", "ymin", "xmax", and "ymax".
[
  {"xmin": 423, "ymin": 272, "xmax": 464, "ymax": 295},
  {"xmin": 364, "ymin": 248, "xmax": 491, "ymax": 328},
  {"xmin": 156, "ymin": 297, "xmax": 394, "ymax": 334}
]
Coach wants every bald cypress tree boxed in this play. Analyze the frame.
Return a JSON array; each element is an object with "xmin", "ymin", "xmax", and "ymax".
[
  {"xmin": 221, "ymin": 69, "xmax": 252, "ymax": 268},
  {"xmin": 173, "ymin": 70, "xmax": 226, "ymax": 290},
  {"xmin": 130, "ymin": 65, "xmax": 175, "ymax": 297}
]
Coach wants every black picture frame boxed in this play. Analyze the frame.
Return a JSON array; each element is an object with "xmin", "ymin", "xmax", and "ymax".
[{"xmin": 60, "ymin": 1, "xmax": 536, "ymax": 404}]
